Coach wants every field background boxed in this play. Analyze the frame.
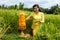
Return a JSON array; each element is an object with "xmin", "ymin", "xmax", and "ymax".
[{"xmin": 0, "ymin": 9, "xmax": 60, "ymax": 40}]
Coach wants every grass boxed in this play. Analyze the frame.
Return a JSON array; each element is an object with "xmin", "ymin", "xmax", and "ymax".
[{"xmin": 0, "ymin": 9, "xmax": 60, "ymax": 40}]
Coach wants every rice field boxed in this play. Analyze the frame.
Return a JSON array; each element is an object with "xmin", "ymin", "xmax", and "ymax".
[{"xmin": 0, "ymin": 9, "xmax": 60, "ymax": 40}]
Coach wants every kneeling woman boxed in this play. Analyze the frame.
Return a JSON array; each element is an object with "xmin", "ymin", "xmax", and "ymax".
[{"xmin": 26, "ymin": 4, "xmax": 44, "ymax": 36}]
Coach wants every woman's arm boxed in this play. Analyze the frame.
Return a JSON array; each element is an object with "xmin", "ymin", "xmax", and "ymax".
[
  {"xmin": 40, "ymin": 13, "xmax": 44, "ymax": 23},
  {"xmin": 26, "ymin": 15, "xmax": 32, "ymax": 20}
]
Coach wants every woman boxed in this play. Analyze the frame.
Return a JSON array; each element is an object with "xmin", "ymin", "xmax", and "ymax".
[{"xmin": 26, "ymin": 4, "xmax": 44, "ymax": 36}]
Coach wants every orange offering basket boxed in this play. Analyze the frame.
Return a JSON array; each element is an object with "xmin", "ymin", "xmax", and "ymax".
[{"xmin": 18, "ymin": 12, "xmax": 26, "ymax": 31}]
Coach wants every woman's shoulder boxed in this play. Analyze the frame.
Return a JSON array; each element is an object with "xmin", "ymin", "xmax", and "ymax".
[
  {"xmin": 39, "ymin": 12, "xmax": 44, "ymax": 15},
  {"xmin": 39, "ymin": 12, "xmax": 44, "ymax": 14}
]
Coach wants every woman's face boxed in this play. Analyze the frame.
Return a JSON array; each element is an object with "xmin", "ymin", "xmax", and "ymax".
[{"xmin": 33, "ymin": 6, "xmax": 39, "ymax": 12}]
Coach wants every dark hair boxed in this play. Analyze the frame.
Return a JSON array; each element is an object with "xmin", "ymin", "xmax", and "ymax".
[{"xmin": 33, "ymin": 4, "xmax": 41, "ymax": 12}]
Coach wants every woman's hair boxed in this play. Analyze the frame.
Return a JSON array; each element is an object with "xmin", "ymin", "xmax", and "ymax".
[{"xmin": 33, "ymin": 4, "xmax": 41, "ymax": 12}]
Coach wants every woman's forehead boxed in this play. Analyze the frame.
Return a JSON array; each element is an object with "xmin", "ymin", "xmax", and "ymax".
[{"xmin": 34, "ymin": 6, "xmax": 38, "ymax": 8}]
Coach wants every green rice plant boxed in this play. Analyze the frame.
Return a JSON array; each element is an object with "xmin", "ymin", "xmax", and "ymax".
[{"xmin": 0, "ymin": 9, "xmax": 60, "ymax": 40}]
